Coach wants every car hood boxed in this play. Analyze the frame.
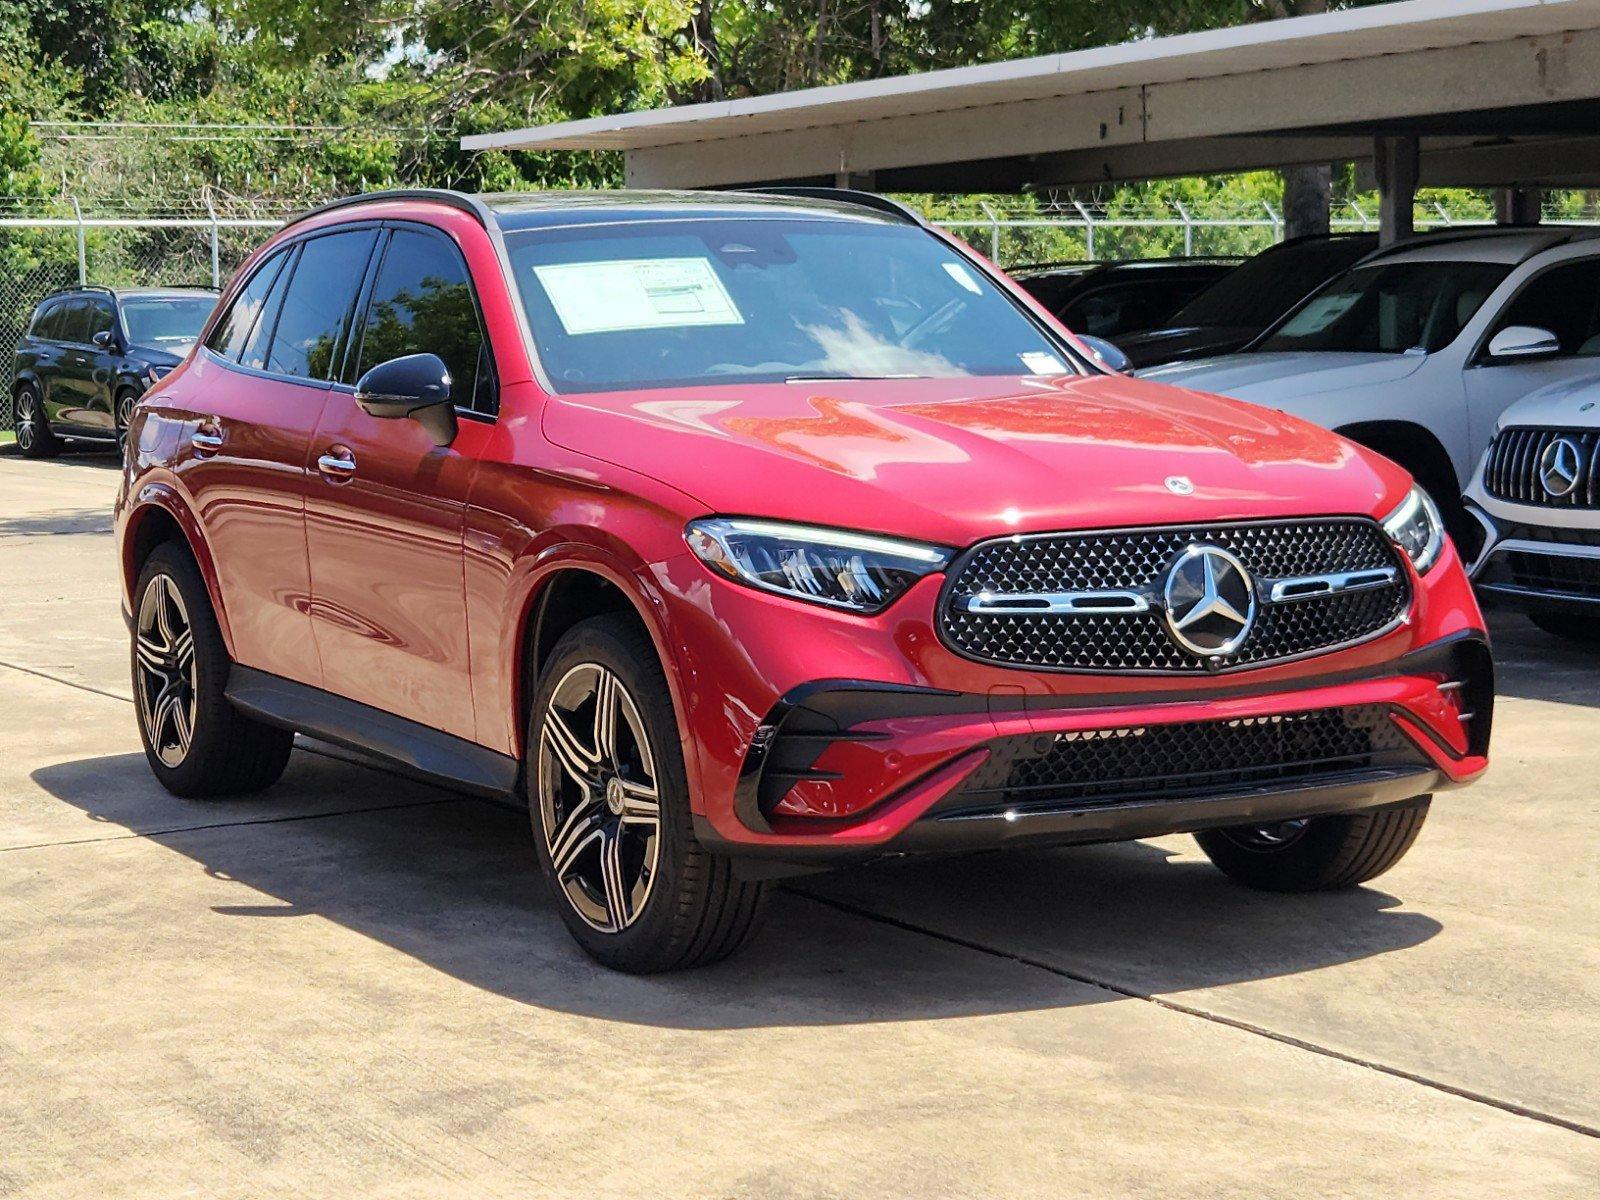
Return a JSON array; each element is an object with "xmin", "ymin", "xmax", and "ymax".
[
  {"xmin": 129, "ymin": 344, "xmax": 189, "ymax": 368},
  {"xmin": 1137, "ymin": 351, "xmax": 1428, "ymax": 402},
  {"xmin": 542, "ymin": 374, "xmax": 1407, "ymax": 547},
  {"xmin": 1493, "ymin": 372, "xmax": 1600, "ymax": 429}
]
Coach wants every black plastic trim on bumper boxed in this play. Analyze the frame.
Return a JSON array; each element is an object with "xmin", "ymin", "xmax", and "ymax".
[{"xmin": 731, "ymin": 629, "xmax": 1492, "ymax": 834}]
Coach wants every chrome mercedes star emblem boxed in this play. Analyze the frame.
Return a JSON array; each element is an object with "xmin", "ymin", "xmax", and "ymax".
[
  {"xmin": 1163, "ymin": 545, "xmax": 1257, "ymax": 658},
  {"xmin": 1539, "ymin": 437, "xmax": 1583, "ymax": 498},
  {"xmin": 1165, "ymin": 475, "xmax": 1195, "ymax": 496}
]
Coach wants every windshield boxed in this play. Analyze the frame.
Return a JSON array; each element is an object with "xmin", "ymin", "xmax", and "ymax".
[
  {"xmin": 121, "ymin": 296, "xmax": 215, "ymax": 348},
  {"xmin": 1257, "ymin": 259, "xmax": 1512, "ymax": 355},
  {"xmin": 506, "ymin": 218, "xmax": 1078, "ymax": 393},
  {"xmin": 1172, "ymin": 238, "xmax": 1374, "ymax": 329}
]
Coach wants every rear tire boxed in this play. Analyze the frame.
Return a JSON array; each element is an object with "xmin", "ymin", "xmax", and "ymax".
[
  {"xmin": 1529, "ymin": 611, "xmax": 1600, "ymax": 646},
  {"xmin": 1195, "ymin": 797, "xmax": 1430, "ymax": 892},
  {"xmin": 527, "ymin": 613, "xmax": 768, "ymax": 973},
  {"xmin": 14, "ymin": 385, "xmax": 60, "ymax": 459},
  {"xmin": 132, "ymin": 542, "xmax": 293, "ymax": 797}
]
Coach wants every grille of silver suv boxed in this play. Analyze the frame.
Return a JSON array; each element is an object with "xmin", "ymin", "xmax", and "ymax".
[
  {"xmin": 1484, "ymin": 427, "xmax": 1600, "ymax": 507},
  {"xmin": 940, "ymin": 519, "xmax": 1410, "ymax": 673}
]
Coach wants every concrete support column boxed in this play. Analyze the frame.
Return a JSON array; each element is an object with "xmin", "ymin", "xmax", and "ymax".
[
  {"xmin": 1495, "ymin": 186, "xmax": 1543, "ymax": 226},
  {"xmin": 1374, "ymin": 134, "xmax": 1419, "ymax": 246},
  {"xmin": 834, "ymin": 170, "xmax": 877, "ymax": 190}
]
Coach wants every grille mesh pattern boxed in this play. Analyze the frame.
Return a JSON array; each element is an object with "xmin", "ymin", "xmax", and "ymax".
[
  {"xmin": 953, "ymin": 705, "xmax": 1422, "ymax": 812},
  {"xmin": 942, "ymin": 520, "xmax": 1409, "ymax": 672},
  {"xmin": 1485, "ymin": 427, "xmax": 1600, "ymax": 507}
]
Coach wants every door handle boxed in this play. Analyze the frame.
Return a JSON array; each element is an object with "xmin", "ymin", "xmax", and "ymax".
[
  {"xmin": 190, "ymin": 428, "xmax": 224, "ymax": 454},
  {"xmin": 317, "ymin": 448, "xmax": 357, "ymax": 481}
]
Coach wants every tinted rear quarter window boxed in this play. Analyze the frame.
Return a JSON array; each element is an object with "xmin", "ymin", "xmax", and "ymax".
[
  {"xmin": 356, "ymin": 227, "xmax": 493, "ymax": 413},
  {"xmin": 208, "ymin": 249, "xmax": 290, "ymax": 363},
  {"xmin": 267, "ymin": 230, "xmax": 378, "ymax": 380},
  {"xmin": 30, "ymin": 301, "xmax": 65, "ymax": 340}
]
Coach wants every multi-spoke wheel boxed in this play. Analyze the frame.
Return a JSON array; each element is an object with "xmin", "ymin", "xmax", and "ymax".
[
  {"xmin": 135, "ymin": 573, "xmax": 198, "ymax": 768},
  {"xmin": 1196, "ymin": 797, "xmax": 1431, "ymax": 892},
  {"xmin": 132, "ymin": 543, "xmax": 293, "ymax": 796},
  {"xmin": 538, "ymin": 662, "xmax": 663, "ymax": 933},
  {"xmin": 115, "ymin": 388, "xmax": 138, "ymax": 458},
  {"xmin": 14, "ymin": 385, "xmax": 60, "ymax": 459},
  {"xmin": 528, "ymin": 613, "xmax": 768, "ymax": 972}
]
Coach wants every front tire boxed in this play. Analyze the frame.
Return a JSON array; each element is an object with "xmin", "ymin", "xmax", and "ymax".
[
  {"xmin": 115, "ymin": 387, "xmax": 139, "ymax": 457},
  {"xmin": 1195, "ymin": 797, "xmax": 1430, "ymax": 892},
  {"xmin": 14, "ymin": 385, "xmax": 60, "ymax": 459},
  {"xmin": 527, "ymin": 614, "xmax": 768, "ymax": 973},
  {"xmin": 133, "ymin": 543, "xmax": 293, "ymax": 797}
]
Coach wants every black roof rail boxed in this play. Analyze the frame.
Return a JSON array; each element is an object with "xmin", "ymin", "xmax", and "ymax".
[
  {"xmin": 282, "ymin": 188, "xmax": 494, "ymax": 232},
  {"xmin": 739, "ymin": 186, "xmax": 925, "ymax": 226},
  {"xmin": 41, "ymin": 283, "xmax": 114, "ymax": 301},
  {"xmin": 1363, "ymin": 223, "xmax": 1600, "ymax": 262}
]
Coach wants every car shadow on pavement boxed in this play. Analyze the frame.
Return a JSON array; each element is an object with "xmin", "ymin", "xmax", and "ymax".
[
  {"xmin": 32, "ymin": 749, "xmax": 1442, "ymax": 1028},
  {"xmin": 1483, "ymin": 609, "xmax": 1600, "ymax": 708},
  {"xmin": 0, "ymin": 508, "xmax": 113, "ymax": 537}
]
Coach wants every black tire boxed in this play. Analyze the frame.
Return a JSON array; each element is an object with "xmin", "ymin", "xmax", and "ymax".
[
  {"xmin": 132, "ymin": 542, "xmax": 293, "ymax": 797},
  {"xmin": 1529, "ymin": 611, "xmax": 1600, "ymax": 646},
  {"xmin": 1195, "ymin": 797, "xmax": 1430, "ymax": 892},
  {"xmin": 114, "ymin": 386, "xmax": 139, "ymax": 457},
  {"xmin": 14, "ymin": 384, "xmax": 61, "ymax": 459},
  {"xmin": 526, "ymin": 613, "xmax": 768, "ymax": 973}
]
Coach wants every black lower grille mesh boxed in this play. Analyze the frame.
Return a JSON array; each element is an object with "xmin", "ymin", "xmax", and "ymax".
[
  {"xmin": 1503, "ymin": 549, "xmax": 1600, "ymax": 598},
  {"xmin": 941, "ymin": 519, "xmax": 1409, "ymax": 672},
  {"xmin": 949, "ymin": 704, "xmax": 1425, "ymax": 813}
]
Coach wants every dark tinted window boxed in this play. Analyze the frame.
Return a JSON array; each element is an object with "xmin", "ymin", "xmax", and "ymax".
[
  {"xmin": 267, "ymin": 230, "xmax": 377, "ymax": 381},
  {"xmin": 56, "ymin": 299, "xmax": 92, "ymax": 343},
  {"xmin": 1176, "ymin": 237, "xmax": 1378, "ymax": 329},
  {"xmin": 240, "ymin": 250, "xmax": 295, "ymax": 371},
  {"xmin": 356, "ymin": 228, "xmax": 493, "ymax": 413},
  {"xmin": 1490, "ymin": 260, "xmax": 1600, "ymax": 357},
  {"xmin": 84, "ymin": 299, "xmax": 115, "ymax": 343},
  {"xmin": 31, "ymin": 301, "xmax": 65, "ymax": 339},
  {"xmin": 1059, "ymin": 278, "xmax": 1219, "ymax": 338},
  {"xmin": 208, "ymin": 249, "xmax": 290, "ymax": 362}
]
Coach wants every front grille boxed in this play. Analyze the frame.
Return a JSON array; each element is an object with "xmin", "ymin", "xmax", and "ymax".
[
  {"xmin": 1485, "ymin": 427, "xmax": 1600, "ymax": 507},
  {"xmin": 1497, "ymin": 549, "xmax": 1600, "ymax": 598},
  {"xmin": 940, "ymin": 519, "xmax": 1409, "ymax": 673},
  {"xmin": 949, "ymin": 704, "xmax": 1425, "ymax": 813}
]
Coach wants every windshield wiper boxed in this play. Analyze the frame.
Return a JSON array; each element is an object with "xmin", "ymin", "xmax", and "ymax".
[{"xmin": 783, "ymin": 372, "xmax": 920, "ymax": 383}]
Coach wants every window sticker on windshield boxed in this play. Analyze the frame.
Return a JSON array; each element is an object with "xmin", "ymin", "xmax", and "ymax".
[
  {"xmin": 532, "ymin": 257, "xmax": 743, "ymax": 335},
  {"xmin": 1020, "ymin": 351, "xmax": 1068, "ymax": 375},
  {"xmin": 942, "ymin": 262, "xmax": 983, "ymax": 295},
  {"xmin": 1290, "ymin": 292, "xmax": 1361, "ymax": 333}
]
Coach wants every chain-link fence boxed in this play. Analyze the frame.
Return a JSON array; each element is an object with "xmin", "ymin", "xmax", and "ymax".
[{"xmin": 1, "ymin": 205, "xmax": 283, "ymax": 430}]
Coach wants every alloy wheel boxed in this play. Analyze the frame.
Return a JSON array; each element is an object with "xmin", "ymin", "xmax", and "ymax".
[
  {"xmin": 538, "ymin": 663, "xmax": 662, "ymax": 933},
  {"xmin": 15, "ymin": 392, "xmax": 36, "ymax": 452},
  {"xmin": 1221, "ymin": 818, "xmax": 1310, "ymax": 852},
  {"xmin": 116, "ymin": 392, "xmax": 135, "ymax": 453},
  {"xmin": 135, "ymin": 574, "xmax": 198, "ymax": 768}
]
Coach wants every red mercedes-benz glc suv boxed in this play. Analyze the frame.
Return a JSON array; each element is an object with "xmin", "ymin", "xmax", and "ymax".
[{"xmin": 115, "ymin": 189, "xmax": 1491, "ymax": 972}]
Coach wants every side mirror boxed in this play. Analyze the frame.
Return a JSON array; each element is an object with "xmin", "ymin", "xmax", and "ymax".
[
  {"xmin": 1486, "ymin": 325, "xmax": 1560, "ymax": 361},
  {"xmin": 354, "ymin": 353, "xmax": 457, "ymax": 447},
  {"xmin": 92, "ymin": 329, "xmax": 119, "ymax": 352},
  {"xmin": 1077, "ymin": 334, "xmax": 1132, "ymax": 373}
]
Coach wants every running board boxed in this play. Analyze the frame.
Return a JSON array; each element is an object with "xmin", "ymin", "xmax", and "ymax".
[{"xmin": 226, "ymin": 665, "xmax": 520, "ymax": 799}]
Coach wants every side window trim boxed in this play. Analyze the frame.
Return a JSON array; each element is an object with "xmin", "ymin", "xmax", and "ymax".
[{"xmin": 339, "ymin": 227, "xmax": 392, "ymax": 389}]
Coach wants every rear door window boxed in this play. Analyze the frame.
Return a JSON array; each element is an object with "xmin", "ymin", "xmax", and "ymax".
[
  {"xmin": 1488, "ymin": 259, "xmax": 1600, "ymax": 358},
  {"xmin": 56, "ymin": 299, "xmax": 92, "ymax": 345},
  {"xmin": 266, "ymin": 229, "xmax": 379, "ymax": 381},
  {"xmin": 238, "ymin": 249, "xmax": 296, "ymax": 371},
  {"xmin": 354, "ymin": 227, "xmax": 493, "ymax": 413},
  {"xmin": 208, "ymin": 249, "xmax": 290, "ymax": 363}
]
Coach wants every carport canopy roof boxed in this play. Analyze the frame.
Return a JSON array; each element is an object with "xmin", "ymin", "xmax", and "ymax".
[{"xmin": 461, "ymin": 0, "xmax": 1600, "ymax": 192}]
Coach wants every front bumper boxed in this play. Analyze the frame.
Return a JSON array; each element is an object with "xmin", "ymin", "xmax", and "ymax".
[
  {"xmin": 1464, "ymin": 486, "xmax": 1600, "ymax": 615},
  {"xmin": 690, "ymin": 631, "xmax": 1491, "ymax": 871}
]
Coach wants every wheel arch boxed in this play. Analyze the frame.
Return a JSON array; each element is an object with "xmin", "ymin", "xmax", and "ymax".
[
  {"xmin": 120, "ymin": 484, "xmax": 234, "ymax": 655},
  {"xmin": 1335, "ymin": 419, "xmax": 1479, "ymax": 555}
]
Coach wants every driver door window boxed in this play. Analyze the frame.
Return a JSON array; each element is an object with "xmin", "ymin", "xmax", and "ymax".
[{"xmin": 1484, "ymin": 260, "xmax": 1600, "ymax": 361}]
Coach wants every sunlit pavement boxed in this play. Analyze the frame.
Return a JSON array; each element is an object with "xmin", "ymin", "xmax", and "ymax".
[{"xmin": 3, "ymin": 449, "xmax": 1597, "ymax": 1198}]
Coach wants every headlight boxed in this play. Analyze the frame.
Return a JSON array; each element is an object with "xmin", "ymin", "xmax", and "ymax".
[
  {"xmin": 1381, "ymin": 485, "xmax": 1445, "ymax": 574},
  {"xmin": 686, "ymin": 518, "xmax": 952, "ymax": 613}
]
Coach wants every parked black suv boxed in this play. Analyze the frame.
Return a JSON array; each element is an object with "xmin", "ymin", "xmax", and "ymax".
[{"xmin": 12, "ymin": 286, "xmax": 216, "ymax": 457}]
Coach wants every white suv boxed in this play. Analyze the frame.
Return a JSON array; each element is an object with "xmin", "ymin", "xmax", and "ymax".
[
  {"xmin": 1464, "ymin": 373, "xmax": 1600, "ymax": 644},
  {"xmin": 1141, "ymin": 228, "xmax": 1600, "ymax": 553}
]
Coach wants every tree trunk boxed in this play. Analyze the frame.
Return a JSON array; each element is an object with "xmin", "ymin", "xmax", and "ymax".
[{"xmin": 1282, "ymin": 163, "xmax": 1332, "ymax": 239}]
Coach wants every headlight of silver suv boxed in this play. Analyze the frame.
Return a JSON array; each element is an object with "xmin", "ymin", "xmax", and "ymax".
[
  {"xmin": 1381, "ymin": 485, "xmax": 1445, "ymax": 574},
  {"xmin": 686, "ymin": 518, "xmax": 952, "ymax": 613}
]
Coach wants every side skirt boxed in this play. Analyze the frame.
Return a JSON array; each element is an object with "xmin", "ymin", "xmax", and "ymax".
[{"xmin": 226, "ymin": 665, "xmax": 520, "ymax": 800}]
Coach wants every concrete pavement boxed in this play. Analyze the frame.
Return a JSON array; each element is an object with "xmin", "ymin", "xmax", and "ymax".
[{"xmin": 2, "ymin": 448, "xmax": 1597, "ymax": 1197}]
